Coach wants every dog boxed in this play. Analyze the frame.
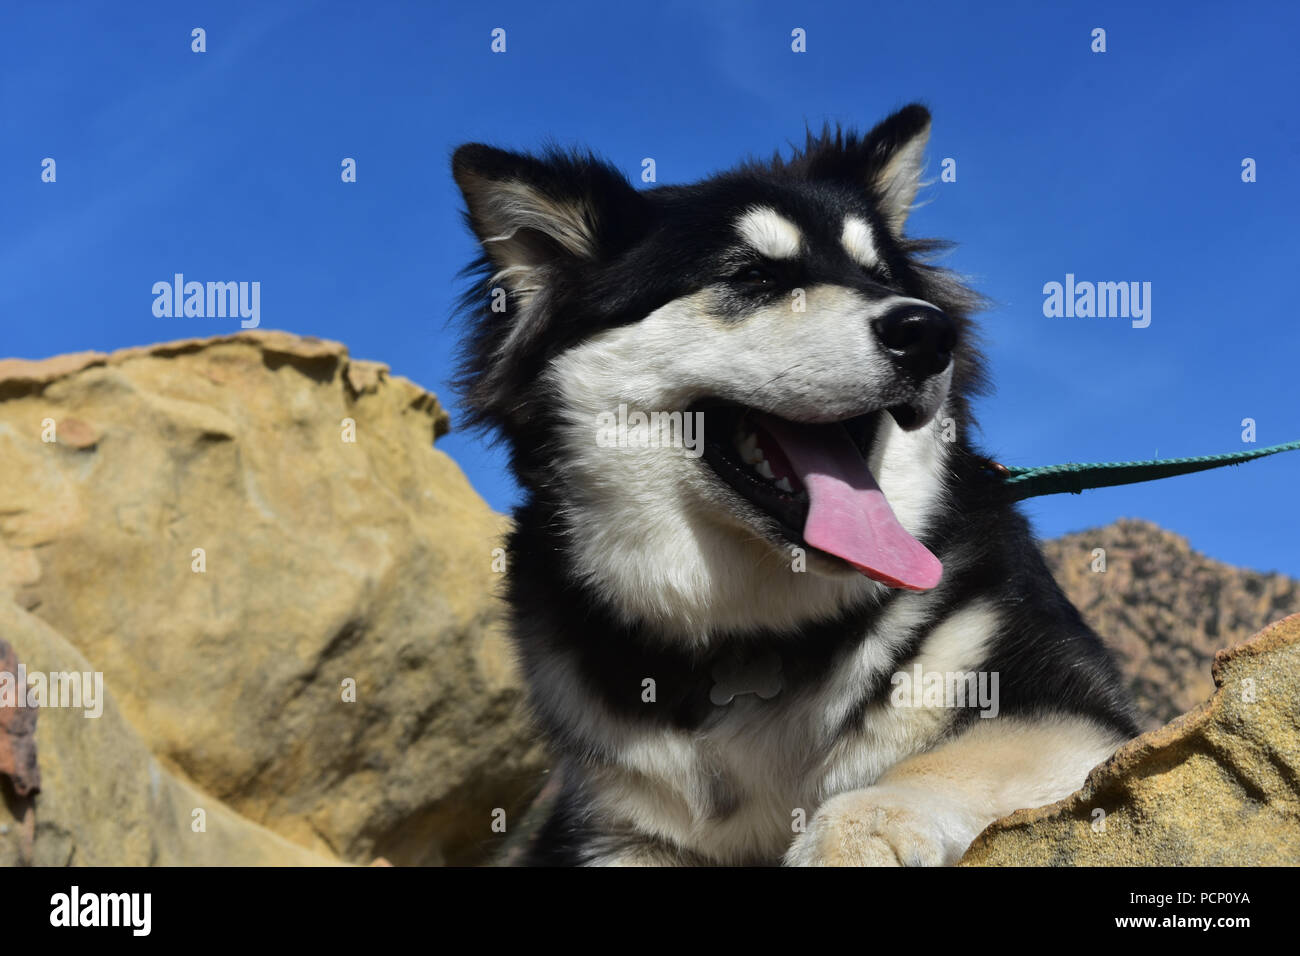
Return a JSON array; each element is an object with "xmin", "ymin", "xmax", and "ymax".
[{"xmin": 451, "ymin": 104, "xmax": 1138, "ymax": 866}]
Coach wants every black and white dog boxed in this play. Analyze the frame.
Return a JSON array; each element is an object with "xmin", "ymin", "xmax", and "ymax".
[{"xmin": 451, "ymin": 104, "xmax": 1138, "ymax": 866}]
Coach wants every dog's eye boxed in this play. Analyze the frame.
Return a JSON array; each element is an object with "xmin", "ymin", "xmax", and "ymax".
[{"xmin": 732, "ymin": 265, "xmax": 776, "ymax": 287}]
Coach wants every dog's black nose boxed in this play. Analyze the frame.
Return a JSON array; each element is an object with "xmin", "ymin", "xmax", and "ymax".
[{"xmin": 872, "ymin": 305, "xmax": 956, "ymax": 378}]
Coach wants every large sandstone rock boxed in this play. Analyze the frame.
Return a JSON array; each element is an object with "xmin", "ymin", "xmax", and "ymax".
[
  {"xmin": 961, "ymin": 613, "xmax": 1300, "ymax": 865},
  {"xmin": 0, "ymin": 331, "xmax": 544, "ymax": 865},
  {"xmin": 0, "ymin": 600, "xmax": 336, "ymax": 865}
]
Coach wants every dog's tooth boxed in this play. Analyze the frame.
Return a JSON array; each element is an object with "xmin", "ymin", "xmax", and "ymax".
[
  {"xmin": 740, "ymin": 433, "xmax": 761, "ymax": 463},
  {"xmin": 755, "ymin": 460, "xmax": 775, "ymax": 480},
  {"xmin": 775, "ymin": 477, "xmax": 793, "ymax": 492}
]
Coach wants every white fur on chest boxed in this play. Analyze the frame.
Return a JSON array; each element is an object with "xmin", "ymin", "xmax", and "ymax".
[{"xmin": 587, "ymin": 599, "xmax": 1002, "ymax": 864}]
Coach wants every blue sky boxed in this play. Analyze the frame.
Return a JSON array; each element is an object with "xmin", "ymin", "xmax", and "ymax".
[{"xmin": 3, "ymin": 0, "xmax": 1298, "ymax": 575}]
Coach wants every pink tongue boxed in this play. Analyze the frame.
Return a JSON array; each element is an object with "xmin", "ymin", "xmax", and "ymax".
[{"xmin": 758, "ymin": 415, "xmax": 942, "ymax": 591}]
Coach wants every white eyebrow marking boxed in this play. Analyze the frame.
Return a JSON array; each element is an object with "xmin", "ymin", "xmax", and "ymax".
[
  {"xmin": 841, "ymin": 216, "xmax": 879, "ymax": 268},
  {"xmin": 735, "ymin": 207, "xmax": 802, "ymax": 259}
]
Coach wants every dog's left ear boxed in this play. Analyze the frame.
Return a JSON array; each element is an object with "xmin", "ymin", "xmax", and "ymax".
[
  {"xmin": 802, "ymin": 104, "xmax": 931, "ymax": 233},
  {"xmin": 452, "ymin": 144, "xmax": 643, "ymax": 301},
  {"xmin": 862, "ymin": 104, "xmax": 931, "ymax": 232}
]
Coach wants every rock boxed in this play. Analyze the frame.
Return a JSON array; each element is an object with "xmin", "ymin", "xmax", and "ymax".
[
  {"xmin": 961, "ymin": 613, "xmax": 1300, "ymax": 865},
  {"xmin": 1043, "ymin": 519, "xmax": 1300, "ymax": 728},
  {"xmin": 0, "ymin": 596, "xmax": 337, "ymax": 865},
  {"xmin": 0, "ymin": 331, "xmax": 544, "ymax": 865}
]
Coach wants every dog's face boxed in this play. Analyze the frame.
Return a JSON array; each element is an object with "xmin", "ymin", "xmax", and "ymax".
[{"xmin": 454, "ymin": 105, "xmax": 984, "ymax": 639}]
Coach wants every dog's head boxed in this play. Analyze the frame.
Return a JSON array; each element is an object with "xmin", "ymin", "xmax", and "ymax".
[{"xmin": 453, "ymin": 105, "xmax": 985, "ymax": 639}]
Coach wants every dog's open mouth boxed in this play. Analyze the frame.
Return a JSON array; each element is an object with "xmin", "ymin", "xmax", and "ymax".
[{"xmin": 696, "ymin": 401, "xmax": 943, "ymax": 591}]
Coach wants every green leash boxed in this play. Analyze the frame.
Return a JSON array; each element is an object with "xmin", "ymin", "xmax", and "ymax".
[{"xmin": 986, "ymin": 439, "xmax": 1300, "ymax": 502}]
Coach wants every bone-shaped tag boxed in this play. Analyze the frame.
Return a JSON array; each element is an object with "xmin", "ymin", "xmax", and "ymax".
[{"xmin": 709, "ymin": 649, "xmax": 783, "ymax": 706}]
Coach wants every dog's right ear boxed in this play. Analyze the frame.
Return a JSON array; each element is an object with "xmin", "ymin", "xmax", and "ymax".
[
  {"xmin": 451, "ymin": 145, "xmax": 644, "ymax": 434},
  {"xmin": 452, "ymin": 144, "xmax": 642, "ymax": 302}
]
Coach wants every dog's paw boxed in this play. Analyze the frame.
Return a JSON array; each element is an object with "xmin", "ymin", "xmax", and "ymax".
[{"xmin": 784, "ymin": 784, "xmax": 972, "ymax": 867}]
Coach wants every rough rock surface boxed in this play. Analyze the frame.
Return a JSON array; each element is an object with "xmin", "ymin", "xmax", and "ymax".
[
  {"xmin": 0, "ymin": 598, "xmax": 336, "ymax": 865},
  {"xmin": 0, "ymin": 331, "xmax": 544, "ymax": 865},
  {"xmin": 1043, "ymin": 519, "xmax": 1299, "ymax": 728},
  {"xmin": 961, "ymin": 613, "xmax": 1300, "ymax": 865}
]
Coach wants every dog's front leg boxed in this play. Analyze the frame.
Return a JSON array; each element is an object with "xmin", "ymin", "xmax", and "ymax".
[{"xmin": 785, "ymin": 715, "xmax": 1127, "ymax": 866}]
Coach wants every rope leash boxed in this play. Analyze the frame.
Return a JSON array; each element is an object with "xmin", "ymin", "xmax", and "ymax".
[{"xmin": 982, "ymin": 439, "xmax": 1300, "ymax": 502}]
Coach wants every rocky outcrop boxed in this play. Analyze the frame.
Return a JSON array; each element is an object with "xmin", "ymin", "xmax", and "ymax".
[
  {"xmin": 1043, "ymin": 519, "xmax": 1299, "ymax": 728},
  {"xmin": 961, "ymin": 613, "xmax": 1300, "ymax": 865},
  {"xmin": 0, "ymin": 331, "xmax": 545, "ymax": 865},
  {"xmin": 0, "ymin": 603, "xmax": 336, "ymax": 865}
]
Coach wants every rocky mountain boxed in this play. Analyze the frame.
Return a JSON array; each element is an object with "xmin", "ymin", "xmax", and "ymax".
[{"xmin": 1041, "ymin": 520, "xmax": 1299, "ymax": 729}]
